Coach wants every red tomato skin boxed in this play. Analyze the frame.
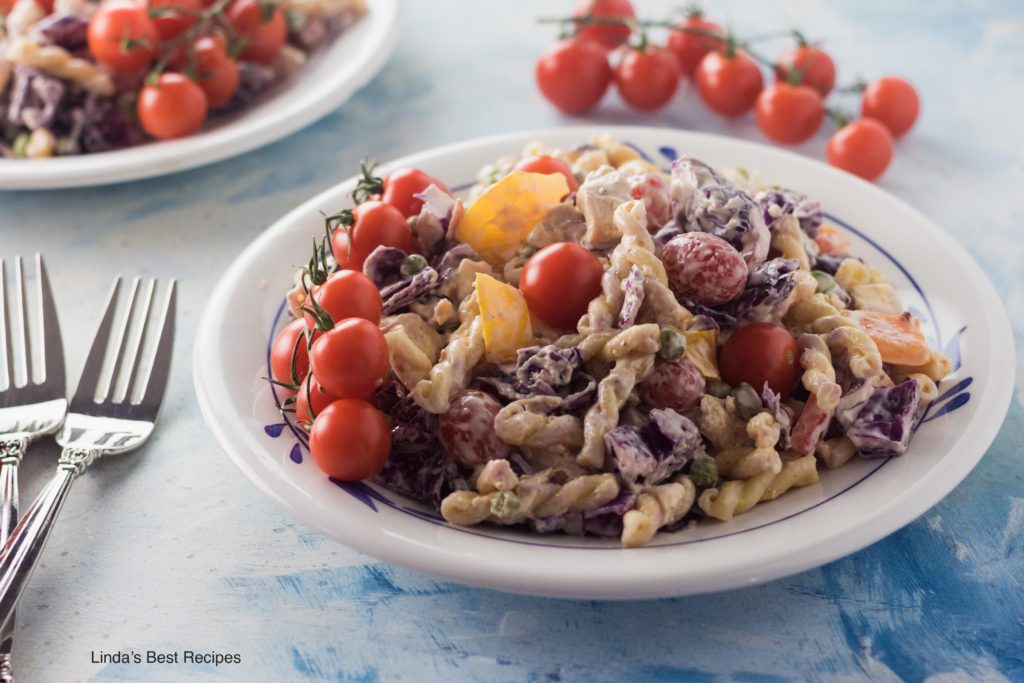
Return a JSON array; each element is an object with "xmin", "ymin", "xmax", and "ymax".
[
  {"xmin": 192, "ymin": 36, "xmax": 240, "ymax": 108},
  {"xmin": 309, "ymin": 318, "xmax": 390, "ymax": 399},
  {"xmin": 227, "ymin": 0, "xmax": 286, "ymax": 65},
  {"xmin": 381, "ymin": 168, "xmax": 451, "ymax": 218},
  {"xmin": 790, "ymin": 394, "xmax": 833, "ymax": 455},
  {"xmin": 438, "ymin": 390, "xmax": 511, "ymax": 468},
  {"xmin": 150, "ymin": 0, "xmax": 201, "ymax": 41},
  {"xmin": 519, "ymin": 243, "xmax": 604, "ymax": 329},
  {"xmin": 309, "ymin": 399, "xmax": 391, "ymax": 481},
  {"xmin": 755, "ymin": 83, "xmax": 824, "ymax": 144},
  {"xmin": 614, "ymin": 47, "xmax": 680, "ymax": 112},
  {"xmin": 826, "ymin": 119, "xmax": 894, "ymax": 181},
  {"xmin": 775, "ymin": 45, "xmax": 836, "ymax": 97},
  {"xmin": 303, "ymin": 270, "xmax": 383, "ymax": 329},
  {"xmin": 641, "ymin": 358, "xmax": 706, "ymax": 411},
  {"xmin": 666, "ymin": 15, "xmax": 724, "ymax": 78},
  {"xmin": 514, "ymin": 155, "xmax": 579, "ymax": 193},
  {"xmin": 331, "ymin": 201, "xmax": 417, "ymax": 271},
  {"xmin": 137, "ymin": 73, "xmax": 208, "ymax": 140},
  {"xmin": 719, "ymin": 322, "xmax": 801, "ymax": 396},
  {"xmin": 87, "ymin": 1, "xmax": 158, "ymax": 72},
  {"xmin": 295, "ymin": 373, "xmax": 340, "ymax": 428},
  {"xmin": 861, "ymin": 77, "xmax": 920, "ymax": 137},
  {"xmin": 572, "ymin": 0, "xmax": 635, "ymax": 50},
  {"xmin": 270, "ymin": 318, "xmax": 310, "ymax": 387},
  {"xmin": 695, "ymin": 50, "xmax": 764, "ymax": 117},
  {"xmin": 535, "ymin": 39, "xmax": 612, "ymax": 115},
  {"xmin": 660, "ymin": 233, "xmax": 748, "ymax": 305}
]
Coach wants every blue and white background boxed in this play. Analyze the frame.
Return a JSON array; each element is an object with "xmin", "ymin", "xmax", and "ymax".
[{"xmin": 1, "ymin": 1, "xmax": 1022, "ymax": 680}]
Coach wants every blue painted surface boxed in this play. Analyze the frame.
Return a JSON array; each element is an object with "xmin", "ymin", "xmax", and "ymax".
[{"xmin": 1, "ymin": 1, "xmax": 1022, "ymax": 681}]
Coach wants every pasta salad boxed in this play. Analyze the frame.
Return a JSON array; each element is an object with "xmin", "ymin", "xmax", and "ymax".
[
  {"xmin": 0, "ymin": 0, "xmax": 365, "ymax": 156},
  {"xmin": 270, "ymin": 135, "xmax": 952, "ymax": 548}
]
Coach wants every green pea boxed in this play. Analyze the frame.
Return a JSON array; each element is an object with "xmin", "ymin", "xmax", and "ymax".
[
  {"xmin": 401, "ymin": 254, "xmax": 428, "ymax": 276},
  {"xmin": 689, "ymin": 458, "xmax": 719, "ymax": 488},
  {"xmin": 658, "ymin": 325, "xmax": 687, "ymax": 360},
  {"xmin": 811, "ymin": 270, "xmax": 836, "ymax": 293},
  {"xmin": 490, "ymin": 491, "xmax": 521, "ymax": 519},
  {"xmin": 732, "ymin": 383, "xmax": 764, "ymax": 420},
  {"xmin": 705, "ymin": 379, "xmax": 731, "ymax": 399}
]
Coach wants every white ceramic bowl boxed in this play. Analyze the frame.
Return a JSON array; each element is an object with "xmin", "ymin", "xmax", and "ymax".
[
  {"xmin": 194, "ymin": 126, "xmax": 1015, "ymax": 599},
  {"xmin": 0, "ymin": 0, "xmax": 399, "ymax": 190}
]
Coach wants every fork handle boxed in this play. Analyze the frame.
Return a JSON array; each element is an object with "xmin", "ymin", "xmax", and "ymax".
[{"xmin": 0, "ymin": 448, "xmax": 97, "ymax": 631}]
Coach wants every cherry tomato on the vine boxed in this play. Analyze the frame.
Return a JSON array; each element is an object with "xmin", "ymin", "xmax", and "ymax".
[
  {"xmin": 295, "ymin": 373, "xmax": 340, "ymax": 428},
  {"xmin": 695, "ymin": 50, "xmax": 763, "ymax": 117},
  {"xmin": 304, "ymin": 269, "xmax": 383, "ymax": 329},
  {"xmin": 519, "ymin": 242, "xmax": 603, "ymax": 329},
  {"xmin": 149, "ymin": 0, "xmax": 201, "ymax": 41},
  {"xmin": 309, "ymin": 317, "xmax": 389, "ymax": 399},
  {"xmin": 191, "ymin": 36, "xmax": 240, "ymax": 108},
  {"xmin": 535, "ymin": 39, "xmax": 612, "ymax": 115},
  {"xmin": 137, "ymin": 73, "xmax": 208, "ymax": 140},
  {"xmin": 615, "ymin": 46, "xmax": 680, "ymax": 112},
  {"xmin": 755, "ymin": 83, "xmax": 824, "ymax": 144},
  {"xmin": 309, "ymin": 399, "xmax": 390, "ymax": 481},
  {"xmin": 382, "ymin": 168, "xmax": 451, "ymax": 218},
  {"xmin": 330, "ymin": 200, "xmax": 418, "ymax": 272},
  {"xmin": 270, "ymin": 318, "xmax": 310, "ymax": 388},
  {"xmin": 666, "ymin": 13, "xmax": 724, "ymax": 78},
  {"xmin": 775, "ymin": 45, "xmax": 836, "ymax": 97},
  {"xmin": 719, "ymin": 322, "xmax": 801, "ymax": 396},
  {"xmin": 87, "ymin": 1, "xmax": 158, "ymax": 72},
  {"xmin": 227, "ymin": 0, "xmax": 286, "ymax": 65},
  {"xmin": 826, "ymin": 118, "xmax": 894, "ymax": 181},
  {"xmin": 514, "ymin": 155, "xmax": 579, "ymax": 193},
  {"xmin": 572, "ymin": 0, "xmax": 635, "ymax": 50},
  {"xmin": 861, "ymin": 76, "xmax": 919, "ymax": 137}
]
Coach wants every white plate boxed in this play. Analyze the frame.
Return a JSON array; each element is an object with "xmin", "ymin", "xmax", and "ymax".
[
  {"xmin": 0, "ymin": 0, "xmax": 399, "ymax": 190},
  {"xmin": 194, "ymin": 126, "xmax": 1015, "ymax": 599}
]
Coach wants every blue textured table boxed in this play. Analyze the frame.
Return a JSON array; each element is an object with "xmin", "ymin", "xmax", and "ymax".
[{"xmin": 1, "ymin": 1, "xmax": 1022, "ymax": 681}]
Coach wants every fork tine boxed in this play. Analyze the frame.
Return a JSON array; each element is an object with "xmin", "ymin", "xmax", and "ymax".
[
  {"xmin": 138, "ymin": 281, "xmax": 176, "ymax": 415},
  {"xmin": 118, "ymin": 278, "xmax": 155, "ymax": 404},
  {"xmin": 15, "ymin": 255, "xmax": 29, "ymax": 388},
  {"xmin": 71, "ymin": 278, "xmax": 122, "ymax": 407},
  {"xmin": 101, "ymin": 277, "xmax": 140, "ymax": 403},
  {"xmin": 36, "ymin": 254, "xmax": 66, "ymax": 392},
  {"xmin": 0, "ymin": 259, "xmax": 10, "ymax": 390}
]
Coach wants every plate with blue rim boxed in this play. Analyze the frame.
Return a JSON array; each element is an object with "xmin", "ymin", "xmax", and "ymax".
[{"xmin": 194, "ymin": 126, "xmax": 1014, "ymax": 599}]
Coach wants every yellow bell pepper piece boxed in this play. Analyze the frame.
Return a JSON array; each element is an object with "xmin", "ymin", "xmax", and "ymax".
[
  {"xmin": 685, "ymin": 329, "xmax": 720, "ymax": 380},
  {"xmin": 475, "ymin": 273, "xmax": 534, "ymax": 363},
  {"xmin": 455, "ymin": 171, "xmax": 569, "ymax": 264}
]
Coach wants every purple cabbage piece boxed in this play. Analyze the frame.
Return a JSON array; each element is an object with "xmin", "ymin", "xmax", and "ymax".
[
  {"xmin": 757, "ymin": 188, "xmax": 823, "ymax": 237},
  {"xmin": 216, "ymin": 62, "xmax": 274, "ymax": 113},
  {"xmin": 6, "ymin": 67, "xmax": 64, "ymax": 130},
  {"xmin": 79, "ymin": 94, "xmax": 135, "ymax": 153},
  {"xmin": 671, "ymin": 156, "xmax": 770, "ymax": 268},
  {"xmin": 727, "ymin": 258, "xmax": 799, "ymax": 325},
  {"xmin": 814, "ymin": 253, "xmax": 856, "ymax": 276},
  {"xmin": 843, "ymin": 379, "xmax": 922, "ymax": 457},
  {"xmin": 532, "ymin": 516, "xmax": 567, "ymax": 533},
  {"xmin": 580, "ymin": 493, "xmax": 638, "ymax": 538},
  {"xmin": 35, "ymin": 13, "xmax": 89, "ymax": 50},
  {"xmin": 681, "ymin": 300, "xmax": 735, "ymax": 330},
  {"xmin": 617, "ymin": 265, "xmax": 645, "ymax": 328},
  {"xmin": 761, "ymin": 385, "xmax": 792, "ymax": 450},
  {"xmin": 515, "ymin": 345, "xmax": 582, "ymax": 394},
  {"xmin": 652, "ymin": 222, "xmax": 682, "ymax": 254},
  {"xmin": 379, "ymin": 267, "xmax": 440, "ymax": 315},
  {"xmin": 835, "ymin": 380, "xmax": 876, "ymax": 428},
  {"xmin": 434, "ymin": 243, "xmax": 478, "ymax": 280},
  {"xmin": 606, "ymin": 409, "xmax": 700, "ymax": 487},
  {"xmin": 362, "ymin": 246, "xmax": 407, "ymax": 288},
  {"xmin": 687, "ymin": 314, "xmax": 721, "ymax": 333}
]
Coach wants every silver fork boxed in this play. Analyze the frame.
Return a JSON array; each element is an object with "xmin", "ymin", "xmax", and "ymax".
[
  {"xmin": 0, "ymin": 255, "xmax": 66, "ymax": 682},
  {"xmin": 0, "ymin": 277, "xmax": 176, "ymax": 632}
]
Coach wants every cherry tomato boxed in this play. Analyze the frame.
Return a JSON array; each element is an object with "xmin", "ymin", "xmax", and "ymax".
[
  {"xmin": 641, "ymin": 358, "xmax": 706, "ymax": 411},
  {"xmin": 755, "ymin": 83, "xmax": 824, "ymax": 144},
  {"xmin": 330, "ymin": 200, "xmax": 418, "ymax": 272},
  {"xmin": 666, "ymin": 13, "xmax": 724, "ymax": 78},
  {"xmin": 861, "ymin": 76, "xmax": 919, "ymax": 137},
  {"xmin": 438, "ymin": 390, "xmax": 511, "ymax": 468},
  {"xmin": 514, "ymin": 155, "xmax": 579, "ymax": 193},
  {"xmin": 87, "ymin": 1, "xmax": 157, "ymax": 72},
  {"xmin": 790, "ymin": 394, "xmax": 832, "ymax": 455},
  {"xmin": 270, "ymin": 318, "xmax": 310, "ymax": 388},
  {"xmin": 309, "ymin": 399, "xmax": 390, "ymax": 481},
  {"xmin": 535, "ymin": 39, "xmax": 612, "ymax": 115},
  {"xmin": 572, "ymin": 0, "xmax": 635, "ymax": 50},
  {"xmin": 137, "ymin": 73, "xmax": 208, "ymax": 140},
  {"xmin": 191, "ymin": 36, "xmax": 239, "ymax": 108},
  {"xmin": 382, "ymin": 168, "xmax": 451, "ymax": 218},
  {"xmin": 775, "ymin": 45, "xmax": 836, "ymax": 97},
  {"xmin": 295, "ymin": 373, "xmax": 340, "ymax": 428},
  {"xmin": 304, "ymin": 269, "xmax": 383, "ymax": 329},
  {"xmin": 826, "ymin": 118, "xmax": 894, "ymax": 181},
  {"xmin": 719, "ymin": 322, "xmax": 801, "ymax": 396},
  {"xmin": 695, "ymin": 50, "xmax": 763, "ymax": 117},
  {"xmin": 149, "ymin": 0, "xmax": 201, "ymax": 41},
  {"xmin": 227, "ymin": 0, "xmax": 286, "ymax": 65},
  {"xmin": 309, "ymin": 317, "xmax": 389, "ymax": 399},
  {"xmin": 660, "ymin": 233, "xmax": 747, "ymax": 306},
  {"xmin": 615, "ymin": 46, "xmax": 680, "ymax": 112},
  {"xmin": 519, "ymin": 242, "xmax": 603, "ymax": 329}
]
